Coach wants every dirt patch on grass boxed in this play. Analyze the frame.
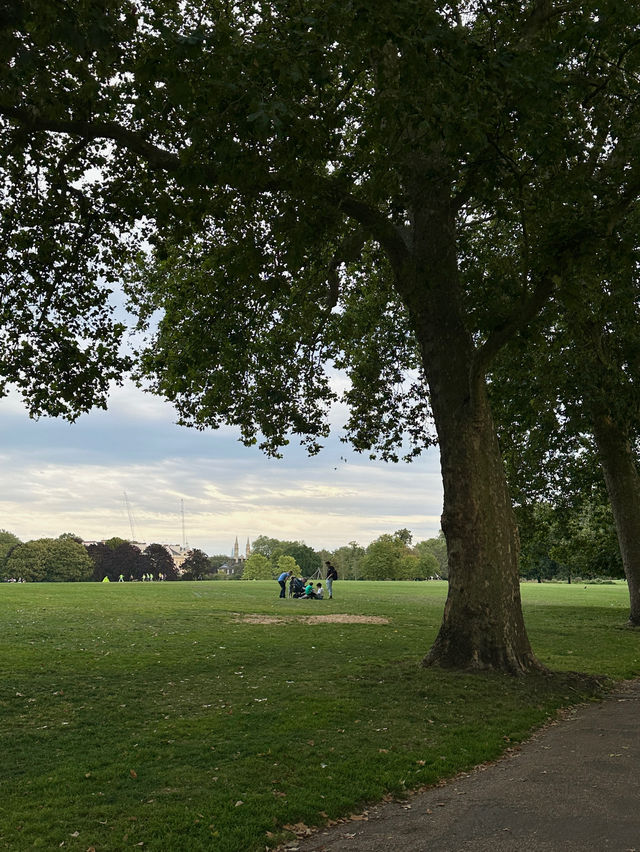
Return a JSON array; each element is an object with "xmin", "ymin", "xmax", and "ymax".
[
  {"xmin": 232, "ymin": 614, "xmax": 287, "ymax": 625},
  {"xmin": 301, "ymin": 614, "xmax": 389, "ymax": 625},
  {"xmin": 232, "ymin": 613, "xmax": 389, "ymax": 625}
]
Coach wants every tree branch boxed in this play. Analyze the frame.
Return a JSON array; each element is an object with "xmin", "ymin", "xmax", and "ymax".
[
  {"xmin": 336, "ymin": 193, "xmax": 410, "ymax": 272},
  {"xmin": 471, "ymin": 273, "xmax": 557, "ymax": 388},
  {"xmin": 0, "ymin": 105, "xmax": 180, "ymax": 171}
]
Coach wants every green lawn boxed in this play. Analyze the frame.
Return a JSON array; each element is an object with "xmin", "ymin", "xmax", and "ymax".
[{"xmin": 0, "ymin": 580, "xmax": 638, "ymax": 851}]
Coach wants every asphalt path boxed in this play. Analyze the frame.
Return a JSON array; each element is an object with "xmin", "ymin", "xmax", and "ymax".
[{"xmin": 291, "ymin": 678, "xmax": 640, "ymax": 852}]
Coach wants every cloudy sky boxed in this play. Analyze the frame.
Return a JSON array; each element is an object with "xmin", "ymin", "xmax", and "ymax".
[{"xmin": 0, "ymin": 380, "xmax": 444, "ymax": 557}]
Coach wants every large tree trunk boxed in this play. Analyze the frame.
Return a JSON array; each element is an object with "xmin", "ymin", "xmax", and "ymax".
[
  {"xmin": 397, "ymin": 172, "xmax": 543, "ymax": 673},
  {"xmin": 425, "ymin": 379, "xmax": 542, "ymax": 671},
  {"xmin": 591, "ymin": 407, "xmax": 640, "ymax": 626}
]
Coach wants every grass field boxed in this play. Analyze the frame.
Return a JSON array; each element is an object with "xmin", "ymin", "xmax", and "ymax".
[{"xmin": 1, "ymin": 580, "xmax": 638, "ymax": 851}]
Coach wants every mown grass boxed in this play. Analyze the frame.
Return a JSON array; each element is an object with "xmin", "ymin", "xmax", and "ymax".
[{"xmin": 0, "ymin": 580, "xmax": 638, "ymax": 851}]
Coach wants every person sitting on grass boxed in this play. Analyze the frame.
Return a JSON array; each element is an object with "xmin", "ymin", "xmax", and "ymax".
[{"xmin": 302, "ymin": 581, "xmax": 323, "ymax": 599}]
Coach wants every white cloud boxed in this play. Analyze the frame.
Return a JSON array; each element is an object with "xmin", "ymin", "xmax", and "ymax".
[{"xmin": 0, "ymin": 382, "xmax": 443, "ymax": 554}]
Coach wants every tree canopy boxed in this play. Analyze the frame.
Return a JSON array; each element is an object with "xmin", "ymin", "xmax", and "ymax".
[
  {"xmin": 180, "ymin": 548, "xmax": 211, "ymax": 580},
  {"xmin": 242, "ymin": 552, "xmax": 273, "ymax": 580},
  {"xmin": 4, "ymin": 1, "xmax": 640, "ymax": 668},
  {"xmin": 4, "ymin": 537, "xmax": 92, "ymax": 582},
  {"xmin": 144, "ymin": 542, "xmax": 179, "ymax": 579},
  {"xmin": 359, "ymin": 530, "xmax": 438, "ymax": 580},
  {"xmin": 0, "ymin": 529, "xmax": 21, "ymax": 570}
]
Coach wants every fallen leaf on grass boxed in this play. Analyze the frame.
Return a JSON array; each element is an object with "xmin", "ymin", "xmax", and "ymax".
[
  {"xmin": 283, "ymin": 823, "xmax": 312, "ymax": 836},
  {"xmin": 129, "ymin": 769, "xmax": 137, "ymax": 779}
]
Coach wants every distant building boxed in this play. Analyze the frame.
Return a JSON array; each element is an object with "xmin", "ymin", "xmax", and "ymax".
[
  {"xmin": 220, "ymin": 537, "xmax": 251, "ymax": 576},
  {"xmin": 162, "ymin": 544, "xmax": 192, "ymax": 571}
]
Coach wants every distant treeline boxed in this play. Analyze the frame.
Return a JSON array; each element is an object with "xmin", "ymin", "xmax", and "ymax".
[{"xmin": 0, "ymin": 498, "xmax": 624, "ymax": 583}]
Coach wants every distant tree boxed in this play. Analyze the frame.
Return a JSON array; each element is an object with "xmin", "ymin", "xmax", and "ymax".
[
  {"xmin": 242, "ymin": 553, "xmax": 273, "ymax": 580},
  {"xmin": 396, "ymin": 553, "xmax": 427, "ymax": 581},
  {"xmin": 5, "ymin": 540, "xmax": 48, "ymax": 581},
  {"xmin": 0, "ymin": 530, "xmax": 21, "ymax": 577},
  {"xmin": 406, "ymin": 548, "xmax": 438, "ymax": 580},
  {"xmin": 208, "ymin": 555, "xmax": 228, "ymax": 574},
  {"xmin": 518, "ymin": 499, "xmax": 623, "ymax": 584},
  {"xmin": 85, "ymin": 542, "xmax": 110, "ymax": 580},
  {"xmin": 516, "ymin": 503, "xmax": 563, "ymax": 583},
  {"xmin": 251, "ymin": 536, "xmax": 321, "ymax": 574},
  {"xmin": 360, "ymin": 535, "xmax": 407, "ymax": 581},
  {"xmin": 251, "ymin": 536, "xmax": 291, "ymax": 561},
  {"xmin": 282, "ymin": 543, "xmax": 321, "ymax": 576},
  {"xmin": 329, "ymin": 542, "xmax": 365, "ymax": 580},
  {"xmin": 358, "ymin": 530, "xmax": 437, "ymax": 581},
  {"xmin": 100, "ymin": 542, "xmax": 148, "ymax": 581},
  {"xmin": 58, "ymin": 532, "xmax": 83, "ymax": 543},
  {"xmin": 277, "ymin": 555, "xmax": 300, "ymax": 577},
  {"xmin": 181, "ymin": 548, "xmax": 211, "ymax": 580},
  {"xmin": 45, "ymin": 538, "xmax": 93, "ymax": 581},
  {"xmin": 394, "ymin": 528, "xmax": 413, "ymax": 547},
  {"xmin": 4, "ymin": 537, "xmax": 91, "ymax": 582},
  {"xmin": 414, "ymin": 534, "xmax": 448, "ymax": 579},
  {"xmin": 103, "ymin": 537, "xmax": 129, "ymax": 551},
  {"xmin": 144, "ymin": 543, "xmax": 179, "ymax": 580}
]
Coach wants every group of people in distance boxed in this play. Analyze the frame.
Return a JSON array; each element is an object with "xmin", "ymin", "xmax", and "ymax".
[{"xmin": 277, "ymin": 561, "xmax": 338, "ymax": 600}]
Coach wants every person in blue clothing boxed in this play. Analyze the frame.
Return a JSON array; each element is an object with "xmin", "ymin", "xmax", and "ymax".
[{"xmin": 277, "ymin": 570, "xmax": 292, "ymax": 598}]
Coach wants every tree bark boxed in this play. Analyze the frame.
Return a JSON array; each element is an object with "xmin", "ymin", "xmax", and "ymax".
[
  {"xmin": 591, "ymin": 407, "xmax": 640, "ymax": 626},
  {"xmin": 394, "ymin": 172, "xmax": 543, "ymax": 673},
  {"xmin": 424, "ymin": 379, "xmax": 542, "ymax": 671}
]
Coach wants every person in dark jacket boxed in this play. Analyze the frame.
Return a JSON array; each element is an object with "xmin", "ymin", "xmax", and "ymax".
[{"xmin": 325, "ymin": 561, "xmax": 338, "ymax": 599}]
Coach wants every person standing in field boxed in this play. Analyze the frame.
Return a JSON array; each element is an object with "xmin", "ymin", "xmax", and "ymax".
[
  {"xmin": 325, "ymin": 561, "xmax": 338, "ymax": 599},
  {"xmin": 277, "ymin": 570, "xmax": 292, "ymax": 598}
]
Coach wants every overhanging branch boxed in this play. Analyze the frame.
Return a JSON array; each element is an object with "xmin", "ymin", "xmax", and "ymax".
[
  {"xmin": 0, "ymin": 105, "xmax": 180, "ymax": 171},
  {"xmin": 471, "ymin": 273, "xmax": 557, "ymax": 388}
]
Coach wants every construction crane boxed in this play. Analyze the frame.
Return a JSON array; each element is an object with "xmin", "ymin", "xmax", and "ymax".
[
  {"xmin": 123, "ymin": 491, "xmax": 136, "ymax": 542},
  {"xmin": 181, "ymin": 499, "xmax": 188, "ymax": 549}
]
